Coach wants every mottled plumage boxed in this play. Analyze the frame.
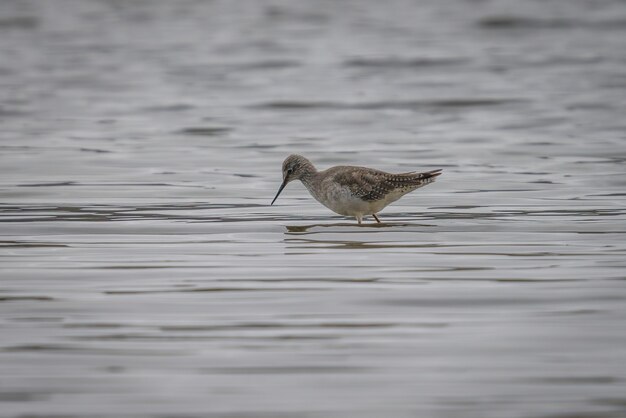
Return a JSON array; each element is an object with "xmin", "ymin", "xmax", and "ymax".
[
  {"xmin": 271, "ymin": 155, "xmax": 442, "ymax": 224},
  {"xmin": 332, "ymin": 167, "xmax": 440, "ymax": 202}
]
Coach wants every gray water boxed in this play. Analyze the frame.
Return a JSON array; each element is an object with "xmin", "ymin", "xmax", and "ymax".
[{"xmin": 1, "ymin": 0, "xmax": 626, "ymax": 417}]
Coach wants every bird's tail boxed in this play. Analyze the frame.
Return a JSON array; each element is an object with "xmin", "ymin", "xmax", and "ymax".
[
  {"xmin": 421, "ymin": 169, "xmax": 443, "ymax": 179},
  {"xmin": 402, "ymin": 169, "xmax": 442, "ymax": 188}
]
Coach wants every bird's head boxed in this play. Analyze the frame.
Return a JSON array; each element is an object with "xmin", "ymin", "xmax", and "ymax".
[{"xmin": 271, "ymin": 154, "xmax": 313, "ymax": 205}]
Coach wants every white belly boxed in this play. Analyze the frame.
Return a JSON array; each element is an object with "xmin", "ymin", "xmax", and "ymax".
[{"xmin": 305, "ymin": 182, "xmax": 397, "ymax": 217}]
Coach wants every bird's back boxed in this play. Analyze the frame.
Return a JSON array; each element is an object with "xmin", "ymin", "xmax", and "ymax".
[{"xmin": 322, "ymin": 165, "xmax": 441, "ymax": 202}]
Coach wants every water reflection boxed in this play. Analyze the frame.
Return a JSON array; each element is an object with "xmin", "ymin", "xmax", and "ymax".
[{"xmin": 284, "ymin": 222, "xmax": 431, "ymax": 233}]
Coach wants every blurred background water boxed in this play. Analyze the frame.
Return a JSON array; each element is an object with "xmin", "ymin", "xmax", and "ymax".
[{"xmin": 1, "ymin": 0, "xmax": 626, "ymax": 417}]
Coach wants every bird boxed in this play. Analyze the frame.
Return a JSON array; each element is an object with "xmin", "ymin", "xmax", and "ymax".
[{"xmin": 271, "ymin": 154, "xmax": 442, "ymax": 224}]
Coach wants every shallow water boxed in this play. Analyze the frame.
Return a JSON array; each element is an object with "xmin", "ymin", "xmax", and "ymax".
[{"xmin": 1, "ymin": 0, "xmax": 626, "ymax": 417}]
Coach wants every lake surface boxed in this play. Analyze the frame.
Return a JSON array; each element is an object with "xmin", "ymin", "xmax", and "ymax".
[{"xmin": 1, "ymin": 0, "xmax": 626, "ymax": 417}]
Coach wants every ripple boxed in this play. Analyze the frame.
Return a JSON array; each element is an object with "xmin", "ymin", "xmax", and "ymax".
[
  {"xmin": 17, "ymin": 181, "xmax": 77, "ymax": 187},
  {"xmin": 0, "ymin": 16, "xmax": 39, "ymax": 29},
  {"xmin": 479, "ymin": 16, "xmax": 626, "ymax": 30},
  {"xmin": 343, "ymin": 57, "xmax": 468, "ymax": 69},
  {"xmin": 530, "ymin": 376, "xmax": 618, "ymax": 385},
  {"xmin": 0, "ymin": 203, "xmax": 267, "ymax": 223},
  {"xmin": 251, "ymin": 98, "xmax": 525, "ymax": 111},
  {"xmin": 202, "ymin": 365, "xmax": 366, "ymax": 374},
  {"xmin": 177, "ymin": 126, "xmax": 232, "ymax": 136},
  {"xmin": 0, "ymin": 241, "xmax": 69, "ymax": 248},
  {"xmin": 230, "ymin": 59, "xmax": 301, "ymax": 70},
  {"xmin": 142, "ymin": 104, "xmax": 195, "ymax": 112},
  {"xmin": 0, "ymin": 296, "xmax": 54, "ymax": 302},
  {"xmin": 1, "ymin": 344, "xmax": 182, "ymax": 356},
  {"xmin": 104, "ymin": 287, "xmax": 324, "ymax": 295},
  {"xmin": 0, "ymin": 391, "xmax": 48, "ymax": 402}
]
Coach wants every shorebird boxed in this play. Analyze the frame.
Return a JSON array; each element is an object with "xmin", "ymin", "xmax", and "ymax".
[{"xmin": 271, "ymin": 154, "xmax": 442, "ymax": 224}]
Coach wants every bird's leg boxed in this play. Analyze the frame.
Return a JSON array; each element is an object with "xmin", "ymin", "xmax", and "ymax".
[{"xmin": 372, "ymin": 214, "xmax": 381, "ymax": 224}]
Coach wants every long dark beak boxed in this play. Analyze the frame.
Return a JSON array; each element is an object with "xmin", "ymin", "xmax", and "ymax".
[{"xmin": 271, "ymin": 179, "xmax": 287, "ymax": 205}]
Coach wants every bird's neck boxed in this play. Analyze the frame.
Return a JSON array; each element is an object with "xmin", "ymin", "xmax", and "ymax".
[{"xmin": 298, "ymin": 161, "xmax": 318, "ymax": 188}]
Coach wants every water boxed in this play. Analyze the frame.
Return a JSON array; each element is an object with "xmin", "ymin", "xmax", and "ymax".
[{"xmin": 1, "ymin": 0, "xmax": 626, "ymax": 417}]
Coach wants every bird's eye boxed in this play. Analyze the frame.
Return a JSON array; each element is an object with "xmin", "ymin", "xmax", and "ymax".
[{"xmin": 287, "ymin": 168, "xmax": 293, "ymax": 175}]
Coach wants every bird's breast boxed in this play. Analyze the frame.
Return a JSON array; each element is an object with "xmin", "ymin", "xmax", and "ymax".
[{"xmin": 305, "ymin": 181, "xmax": 376, "ymax": 216}]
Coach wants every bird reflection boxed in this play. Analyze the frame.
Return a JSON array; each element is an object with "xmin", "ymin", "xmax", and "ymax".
[
  {"xmin": 283, "ymin": 222, "xmax": 438, "ymax": 251},
  {"xmin": 285, "ymin": 222, "xmax": 430, "ymax": 233}
]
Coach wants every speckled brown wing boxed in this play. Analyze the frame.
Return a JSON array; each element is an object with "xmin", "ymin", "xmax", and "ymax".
[{"xmin": 332, "ymin": 167, "xmax": 442, "ymax": 202}]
